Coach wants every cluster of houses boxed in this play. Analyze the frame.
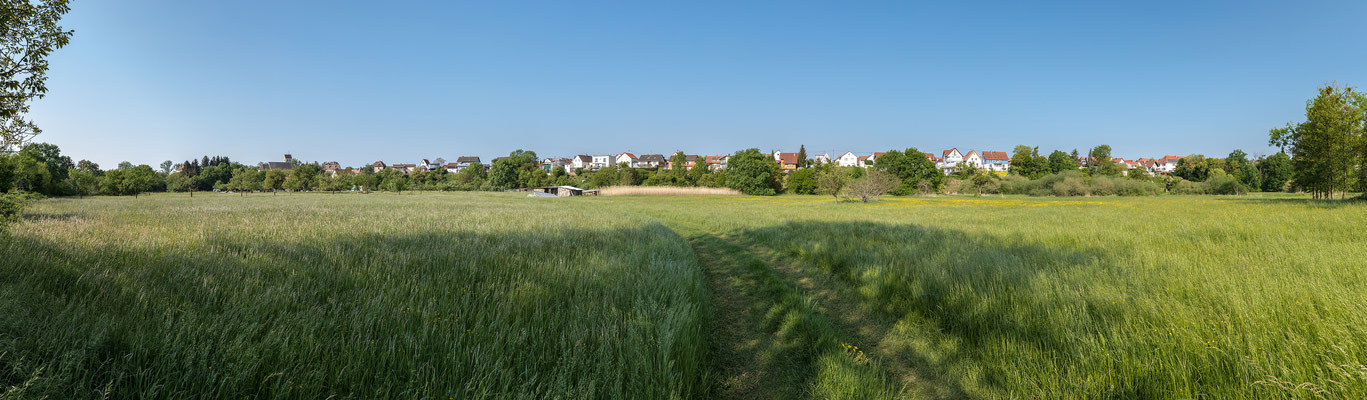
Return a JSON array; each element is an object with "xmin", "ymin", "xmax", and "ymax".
[{"xmin": 263, "ymin": 150, "xmax": 1187, "ymax": 177}]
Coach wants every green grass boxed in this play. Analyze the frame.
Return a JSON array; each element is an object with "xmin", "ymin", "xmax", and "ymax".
[
  {"xmin": 0, "ymin": 192, "xmax": 709, "ymax": 398},
  {"xmin": 3, "ymin": 192, "xmax": 1366, "ymax": 398}
]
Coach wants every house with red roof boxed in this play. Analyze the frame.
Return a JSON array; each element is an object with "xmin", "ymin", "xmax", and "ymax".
[
  {"xmin": 705, "ymin": 155, "xmax": 729, "ymax": 170},
  {"xmin": 982, "ymin": 151, "xmax": 1010, "ymax": 172},
  {"xmin": 773, "ymin": 151, "xmax": 801, "ymax": 171},
  {"xmin": 1153, "ymin": 155, "xmax": 1183, "ymax": 173},
  {"xmin": 614, "ymin": 153, "xmax": 638, "ymax": 167}
]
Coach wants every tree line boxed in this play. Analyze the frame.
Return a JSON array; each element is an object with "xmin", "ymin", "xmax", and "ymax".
[{"xmin": 1269, "ymin": 84, "xmax": 1367, "ymax": 199}]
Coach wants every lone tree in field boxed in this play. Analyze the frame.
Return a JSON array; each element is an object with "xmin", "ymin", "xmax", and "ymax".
[
  {"xmin": 726, "ymin": 148, "xmax": 782, "ymax": 195},
  {"xmin": 1269, "ymin": 84, "xmax": 1366, "ymax": 199},
  {"xmin": 815, "ymin": 166, "xmax": 847, "ymax": 202},
  {"xmin": 846, "ymin": 169, "xmax": 898, "ymax": 202},
  {"xmin": 970, "ymin": 170, "xmax": 993, "ymax": 196},
  {"xmin": 0, "ymin": 0, "xmax": 73, "ymax": 150}
]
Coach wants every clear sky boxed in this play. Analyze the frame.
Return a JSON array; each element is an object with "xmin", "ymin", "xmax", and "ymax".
[{"xmin": 29, "ymin": 0, "xmax": 1367, "ymax": 168}]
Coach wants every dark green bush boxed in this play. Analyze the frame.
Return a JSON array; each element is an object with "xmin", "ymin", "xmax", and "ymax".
[{"xmin": 0, "ymin": 192, "xmax": 31, "ymax": 226}]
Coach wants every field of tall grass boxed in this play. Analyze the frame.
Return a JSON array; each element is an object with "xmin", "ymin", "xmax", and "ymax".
[
  {"xmin": 622, "ymin": 194, "xmax": 1367, "ymax": 399},
  {"xmin": 3, "ymin": 191, "xmax": 1365, "ymax": 398},
  {"xmin": 0, "ymin": 192, "xmax": 708, "ymax": 398}
]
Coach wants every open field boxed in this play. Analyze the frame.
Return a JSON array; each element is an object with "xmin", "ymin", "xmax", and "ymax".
[{"xmin": 3, "ymin": 192, "xmax": 1366, "ymax": 398}]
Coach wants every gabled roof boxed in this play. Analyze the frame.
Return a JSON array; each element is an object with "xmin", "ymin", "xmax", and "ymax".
[
  {"xmin": 839, "ymin": 151, "xmax": 857, "ymax": 158},
  {"xmin": 874, "ymin": 152, "xmax": 886, "ymax": 158},
  {"xmin": 617, "ymin": 152, "xmax": 637, "ymax": 159},
  {"xmin": 943, "ymin": 148, "xmax": 960, "ymax": 157},
  {"xmin": 638, "ymin": 154, "xmax": 666, "ymax": 163},
  {"xmin": 963, "ymin": 150, "xmax": 981, "ymax": 159},
  {"xmin": 574, "ymin": 155, "xmax": 592, "ymax": 162},
  {"xmin": 456, "ymin": 156, "xmax": 481, "ymax": 163},
  {"xmin": 982, "ymin": 151, "xmax": 1009, "ymax": 161},
  {"xmin": 776, "ymin": 152, "xmax": 800, "ymax": 164},
  {"xmin": 705, "ymin": 155, "xmax": 728, "ymax": 163},
  {"xmin": 924, "ymin": 153, "xmax": 939, "ymax": 161},
  {"xmin": 373, "ymin": 161, "xmax": 386, "ymax": 167}
]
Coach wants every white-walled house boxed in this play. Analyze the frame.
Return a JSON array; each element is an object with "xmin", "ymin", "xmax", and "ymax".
[
  {"xmin": 813, "ymin": 153, "xmax": 831, "ymax": 165},
  {"xmin": 1152, "ymin": 155, "xmax": 1182, "ymax": 173},
  {"xmin": 939, "ymin": 148, "xmax": 964, "ymax": 171},
  {"xmin": 962, "ymin": 150, "xmax": 983, "ymax": 169},
  {"xmin": 455, "ymin": 156, "xmax": 481, "ymax": 172},
  {"xmin": 571, "ymin": 155, "xmax": 592, "ymax": 170},
  {"xmin": 636, "ymin": 154, "xmax": 666, "ymax": 168},
  {"xmin": 982, "ymin": 151, "xmax": 1010, "ymax": 172},
  {"xmin": 866, "ymin": 152, "xmax": 885, "ymax": 166},
  {"xmin": 705, "ymin": 155, "xmax": 729, "ymax": 170},
  {"xmin": 591, "ymin": 155, "xmax": 611, "ymax": 170},
  {"xmin": 836, "ymin": 151, "xmax": 860, "ymax": 167},
  {"xmin": 614, "ymin": 153, "xmax": 637, "ymax": 167}
]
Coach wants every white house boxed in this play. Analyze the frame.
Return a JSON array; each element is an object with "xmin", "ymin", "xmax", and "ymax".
[
  {"xmin": 867, "ymin": 152, "xmax": 885, "ymax": 166},
  {"xmin": 962, "ymin": 150, "xmax": 983, "ymax": 169},
  {"xmin": 1153, "ymin": 155, "xmax": 1182, "ymax": 173},
  {"xmin": 636, "ymin": 154, "xmax": 666, "ymax": 168},
  {"xmin": 939, "ymin": 148, "xmax": 964, "ymax": 171},
  {"xmin": 813, "ymin": 153, "xmax": 831, "ymax": 165},
  {"xmin": 836, "ymin": 151, "xmax": 860, "ymax": 167},
  {"xmin": 591, "ymin": 155, "xmax": 612, "ymax": 170},
  {"xmin": 705, "ymin": 155, "xmax": 729, "ymax": 170},
  {"xmin": 454, "ymin": 156, "xmax": 481, "ymax": 172},
  {"xmin": 571, "ymin": 155, "xmax": 592, "ymax": 170},
  {"xmin": 982, "ymin": 151, "xmax": 1010, "ymax": 172},
  {"xmin": 614, "ymin": 153, "xmax": 638, "ymax": 167}
]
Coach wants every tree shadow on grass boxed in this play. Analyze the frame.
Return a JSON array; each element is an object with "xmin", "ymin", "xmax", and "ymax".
[
  {"xmin": 731, "ymin": 221, "xmax": 1140, "ymax": 398},
  {"xmin": 0, "ymin": 224, "xmax": 710, "ymax": 399}
]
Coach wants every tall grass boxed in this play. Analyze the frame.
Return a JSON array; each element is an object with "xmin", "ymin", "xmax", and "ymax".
[
  {"xmin": 620, "ymin": 193, "xmax": 1367, "ymax": 398},
  {"xmin": 7, "ymin": 192, "xmax": 1365, "ymax": 398},
  {"xmin": 0, "ymin": 192, "xmax": 709, "ymax": 399}
]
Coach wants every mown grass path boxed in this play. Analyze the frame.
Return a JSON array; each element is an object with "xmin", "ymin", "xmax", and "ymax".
[
  {"xmin": 668, "ymin": 219, "xmax": 907, "ymax": 399},
  {"xmin": 731, "ymin": 238, "xmax": 969, "ymax": 399},
  {"xmin": 688, "ymin": 234, "xmax": 795, "ymax": 399}
]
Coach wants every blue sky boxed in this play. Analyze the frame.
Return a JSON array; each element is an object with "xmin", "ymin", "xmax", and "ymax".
[{"xmin": 29, "ymin": 0, "xmax": 1367, "ymax": 168}]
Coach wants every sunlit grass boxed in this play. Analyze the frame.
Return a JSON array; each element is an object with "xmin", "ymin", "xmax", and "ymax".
[
  {"xmin": 0, "ymin": 192, "xmax": 709, "ymax": 399},
  {"xmin": 618, "ymin": 193, "xmax": 1367, "ymax": 398},
  {"xmin": 4, "ymin": 191, "xmax": 1364, "ymax": 399}
]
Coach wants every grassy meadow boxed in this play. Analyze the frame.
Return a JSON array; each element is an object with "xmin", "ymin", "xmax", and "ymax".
[{"xmin": 3, "ymin": 191, "xmax": 1366, "ymax": 398}]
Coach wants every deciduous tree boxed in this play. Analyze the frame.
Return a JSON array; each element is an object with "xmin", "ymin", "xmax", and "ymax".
[
  {"xmin": 846, "ymin": 169, "xmax": 898, "ymax": 202},
  {"xmin": 0, "ymin": 0, "xmax": 73, "ymax": 149},
  {"xmin": 725, "ymin": 148, "xmax": 781, "ymax": 196}
]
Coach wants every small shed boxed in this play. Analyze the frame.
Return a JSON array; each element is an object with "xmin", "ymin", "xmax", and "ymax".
[{"xmin": 527, "ymin": 186, "xmax": 598, "ymax": 197}]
